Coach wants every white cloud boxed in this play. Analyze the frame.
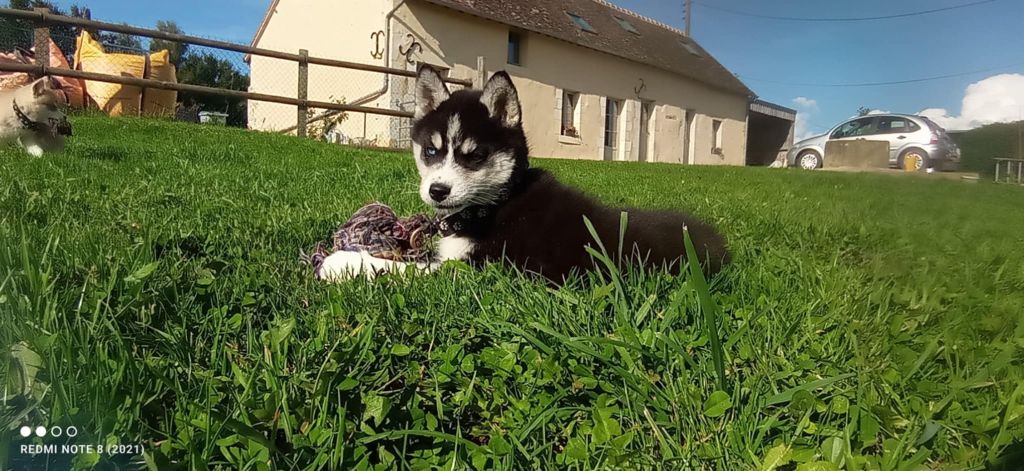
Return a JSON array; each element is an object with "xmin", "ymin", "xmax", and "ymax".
[
  {"xmin": 791, "ymin": 97, "xmax": 819, "ymax": 141},
  {"xmin": 792, "ymin": 96, "xmax": 818, "ymax": 110},
  {"xmin": 917, "ymin": 74, "xmax": 1024, "ymax": 131},
  {"xmin": 846, "ymin": 109, "xmax": 891, "ymax": 119}
]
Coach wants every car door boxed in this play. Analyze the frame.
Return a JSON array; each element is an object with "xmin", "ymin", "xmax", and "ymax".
[
  {"xmin": 875, "ymin": 116, "xmax": 920, "ymax": 162},
  {"xmin": 825, "ymin": 117, "xmax": 883, "ymax": 162}
]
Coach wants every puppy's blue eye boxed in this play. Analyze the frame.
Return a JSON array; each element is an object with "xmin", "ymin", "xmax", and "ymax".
[{"xmin": 424, "ymin": 146, "xmax": 439, "ymax": 157}]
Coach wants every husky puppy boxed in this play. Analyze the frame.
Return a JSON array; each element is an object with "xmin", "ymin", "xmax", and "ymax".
[
  {"xmin": 321, "ymin": 65, "xmax": 730, "ymax": 283},
  {"xmin": 0, "ymin": 77, "xmax": 72, "ymax": 157}
]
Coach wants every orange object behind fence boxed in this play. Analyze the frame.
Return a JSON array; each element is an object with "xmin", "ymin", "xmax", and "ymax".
[{"xmin": 44, "ymin": 38, "xmax": 84, "ymax": 108}]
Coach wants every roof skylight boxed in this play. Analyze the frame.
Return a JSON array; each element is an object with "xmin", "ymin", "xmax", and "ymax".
[
  {"xmin": 613, "ymin": 15, "xmax": 639, "ymax": 34},
  {"xmin": 681, "ymin": 39, "xmax": 702, "ymax": 56},
  {"xmin": 566, "ymin": 12, "xmax": 597, "ymax": 33}
]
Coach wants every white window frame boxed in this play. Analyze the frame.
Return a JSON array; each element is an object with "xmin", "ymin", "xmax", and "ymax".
[
  {"xmin": 638, "ymin": 100, "xmax": 656, "ymax": 162},
  {"xmin": 604, "ymin": 97, "xmax": 624, "ymax": 161},
  {"xmin": 712, "ymin": 119, "xmax": 724, "ymax": 156},
  {"xmin": 558, "ymin": 89, "xmax": 582, "ymax": 144}
]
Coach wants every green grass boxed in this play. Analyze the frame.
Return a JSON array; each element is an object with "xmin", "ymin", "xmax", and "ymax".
[
  {"xmin": 950, "ymin": 120, "xmax": 1024, "ymax": 175},
  {"xmin": 2, "ymin": 116, "xmax": 1023, "ymax": 470}
]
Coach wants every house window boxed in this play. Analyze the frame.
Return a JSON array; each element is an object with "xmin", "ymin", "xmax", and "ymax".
[
  {"xmin": 566, "ymin": 12, "xmax": 597, "ymax": 33},
  {"xmin": 712, "ymin": 119, "xmax": 723, "ymax": 155},
  {"xmin": 604, "ymin": 98, "xmax": 622, "ymax": 149},
  {"xmin": 507, "ymin": 31, "xmax": 522, "ymax": 65},
  {"xmin": 613, "ymin": 15, "xmax": 639, "ymax": 35},
  {"xmin": 561, "ymin": 91, "xmax": 580, "ymax": 138}
]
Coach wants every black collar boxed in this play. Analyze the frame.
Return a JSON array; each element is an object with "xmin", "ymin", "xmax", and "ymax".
[
  {"xmin": 437, "ymin": 205, "xmax": 496, "ymax": 237},
  {"xmin": 13, "ymin": 99, "xmax": 73, "ymax": 137},
  {"xmin": 435, "ymin": 179, "xmax": 520, "ymax": 237},
  {"xmin": 13, "ymin": 99, "xmax": 43, "ymax": 132}
]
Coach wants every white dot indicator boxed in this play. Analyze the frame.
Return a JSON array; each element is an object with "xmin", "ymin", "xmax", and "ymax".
[
  {"xmin": 19, "ymin": 426, "xmax": 31, "ymax": 437},
  {"xmin": 35, "ymin": 426, "xmax": 46, "ymax": 437}
]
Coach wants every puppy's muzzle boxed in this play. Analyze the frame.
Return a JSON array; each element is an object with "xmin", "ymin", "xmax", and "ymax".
[{"xmin": 429, "ymin": 183, "xmax": 451, "ymax": 202}]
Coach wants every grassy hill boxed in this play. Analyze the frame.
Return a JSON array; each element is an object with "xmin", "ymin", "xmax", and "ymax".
[
  {"xmin": 1, "ymin": 117, "xmax": 1023, "ymax": 469},
  {"xmin": 950, "ymin": 120, "xmax": 1024, "ymax": 175}
]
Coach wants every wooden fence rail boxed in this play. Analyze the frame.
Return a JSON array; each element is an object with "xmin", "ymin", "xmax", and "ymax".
[
  {"xmin": 0, "ymin": 7, "xmax": 479, "ymax": 137},
  {"xmin": 0, "ymin": 62, "xmax": 417, "ymax": 119}
]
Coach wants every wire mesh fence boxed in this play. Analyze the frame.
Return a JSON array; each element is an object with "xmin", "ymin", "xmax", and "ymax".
[{"xmin": 0, "ymin": 7, "xmax": 475, "ymax": 150}]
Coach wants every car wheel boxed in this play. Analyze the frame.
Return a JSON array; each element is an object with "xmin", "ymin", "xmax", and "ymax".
[
  {"xmin": 798, "ymin": 151, "xmax": 822, "ymax": 170},
  {"xmin": 898, "ymin": 148, "xmax": 929, "ymax": 172}
]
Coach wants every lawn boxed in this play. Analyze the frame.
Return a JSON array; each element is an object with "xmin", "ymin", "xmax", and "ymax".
[{"xmin": 1, "ymin": 116, "xmax": 1023, "ymax": 470}]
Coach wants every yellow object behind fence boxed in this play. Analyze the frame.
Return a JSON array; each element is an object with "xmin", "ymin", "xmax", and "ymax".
[
  {"xmin": 143, "ymin": 50, "xmax": 177, "ymax": 116},
  {"xmin": 74, "ymin": 31, "xmax": 177, "ymax": 117}
]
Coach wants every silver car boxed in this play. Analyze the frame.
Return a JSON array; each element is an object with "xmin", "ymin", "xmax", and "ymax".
[{"xmin": 787, "ymin": 114, "xmax": 961, "ymax": 171}]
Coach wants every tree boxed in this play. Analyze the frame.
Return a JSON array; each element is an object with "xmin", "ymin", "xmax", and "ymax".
[
  {"xmin": 101, "ymin": 27, "xmax": 143, "ymax": 53},
  {"xmin": 150, "ymin": 20, "xmax": 187, "ymax": 66},
  {"xmin": 177, "ymin": 52, "xmax": 250, "ymax": 127},
  {"xmin": 0, "ymin": 1, "xmax": 84, "ymax": 60}
]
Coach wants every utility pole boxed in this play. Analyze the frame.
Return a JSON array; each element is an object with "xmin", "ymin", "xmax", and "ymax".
[{"xmin": 685, "ymin": 0, "xmax": 692, "ymax": 36}]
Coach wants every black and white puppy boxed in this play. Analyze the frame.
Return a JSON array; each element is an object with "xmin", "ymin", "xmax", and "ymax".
[{"xmin": 320, "ymin": 65, "xmax": 730, "ymax": 283}]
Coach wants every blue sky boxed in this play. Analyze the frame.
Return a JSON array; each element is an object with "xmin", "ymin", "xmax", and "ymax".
[
  {"xmin": 615, "ymin": 0, "xmax": 1024, "ymax": 136},
  {"xmin": 43, "ymin": 0, "xmax": 1024, "ymax": 136}
]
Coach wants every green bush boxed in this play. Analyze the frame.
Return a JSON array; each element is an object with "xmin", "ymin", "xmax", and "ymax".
[{"xmin": 950, "ymin": 120, "xmax": 1024, "ymax": 175}]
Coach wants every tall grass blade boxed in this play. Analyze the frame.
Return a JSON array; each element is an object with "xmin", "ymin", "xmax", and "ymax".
[{"xmin": 683, "ymin": 228, "xmax": 727, "ymax": 391}]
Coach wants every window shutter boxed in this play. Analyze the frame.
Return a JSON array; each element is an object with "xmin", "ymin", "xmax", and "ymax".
[
  {"xmin": 555, "ymin": 88, "xmax": 563, "ymax": 128},
  {"xmin": 622, "ymin": 101, "xmax": 633, "ymax": 161}
]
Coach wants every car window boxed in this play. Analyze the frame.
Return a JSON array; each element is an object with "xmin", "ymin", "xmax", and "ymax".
[
  {"xmin": 877, "ymin": 117, "xmax": 919, "ymax": 134},
  {"xmin": 850, "ymin": 117, "xmax": 879, "ymax": 137},
  {"xmin": 831, "ymin": 117, "xmax": 877, "ymax": 139},
  {"xmin": 921, "ymin": 117, "xmax": 946, "ymax": 135},
  {"xmin": 830, "ymin": 120, "xmax": 859, "ymax": 139}
]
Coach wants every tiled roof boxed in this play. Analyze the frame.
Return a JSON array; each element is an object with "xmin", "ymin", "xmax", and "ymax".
[{"xmin": 419, "ymin": 0, "xmax": 753, "ymax": 97}]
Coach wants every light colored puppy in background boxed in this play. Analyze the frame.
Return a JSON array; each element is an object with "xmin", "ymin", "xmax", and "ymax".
[{"xmin": 0, "ymin": 77, "xmax": 72, "ymax": 157}]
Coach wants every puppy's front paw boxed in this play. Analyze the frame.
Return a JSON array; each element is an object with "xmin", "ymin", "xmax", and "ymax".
[
  {"xmin": 23, "ymin": 144, "xmax": 44, "ymax": 158},
  {"xmin": 318, "ymin": 251, "xmax": 381, "ymax": 282}
]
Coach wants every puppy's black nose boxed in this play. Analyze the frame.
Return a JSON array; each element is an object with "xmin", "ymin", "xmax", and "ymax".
[{"xmin": 429, "ymin": 183, "xmax": 451, "ymax": 202}]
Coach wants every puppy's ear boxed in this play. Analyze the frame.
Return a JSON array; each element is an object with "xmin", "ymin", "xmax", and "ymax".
[
  {"xmin": 415, "ymin": 64, "xmax": 450, "ymax": 120},
  {"xmin": 480, "ymin": 71, "xmax": 521, "ymax": 128},
  {"xmin": 32, "ymin": 77, "xmax": 52, "ymax": 97}
]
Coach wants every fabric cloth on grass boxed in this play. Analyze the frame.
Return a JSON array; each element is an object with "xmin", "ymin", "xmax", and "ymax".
[{"xmin": 303, "ymin": 203, "xmax": 439, "ymax": 278}]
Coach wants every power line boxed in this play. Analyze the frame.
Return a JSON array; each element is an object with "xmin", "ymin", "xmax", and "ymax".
[
  {"xmin": 695, "ymin": 0, "xmax": 998, "ymax": 22},
  {"xmin": 739, "ymin": 61, "xmax": 1024, "ymax": 88}
]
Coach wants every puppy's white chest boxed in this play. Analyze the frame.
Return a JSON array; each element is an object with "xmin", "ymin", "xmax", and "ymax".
[{"xmin": 438, "ymin": 236, "xmax": 475, "ymax": 261}]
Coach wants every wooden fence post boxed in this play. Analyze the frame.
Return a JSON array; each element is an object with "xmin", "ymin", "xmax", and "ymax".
[
  {"xmin": 33, "ymin": 7, "xmax": 50, "ymax": 70},
  {"xmin": 297, "ymin": 48, "xmax": 309, "ymax": 137},
  {"xmin": 475, "ymin": 56, "xmax": 485, "ymax": 89}
]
